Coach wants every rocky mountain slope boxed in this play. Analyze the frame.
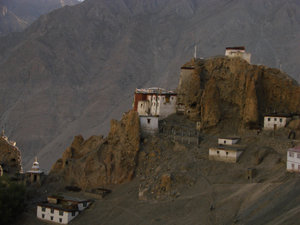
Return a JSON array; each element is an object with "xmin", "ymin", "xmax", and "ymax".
[
  {"xmin": 0, "ymin": 0, "xmax": 299, "ymax": 170},
  {"xmin": 49, "ymin": 110, "xmax": 140, "ymax": 188},
  {"xmin": 0, "ymin": 0, "xmax": 79, "ymax": 36},
  {"xmin": 178, "ymin": 57, "xmax": 300, "ymax": 130},
  {"xmin": 0, "ymin": 133, "xmax": 22, "ymax": 175}
]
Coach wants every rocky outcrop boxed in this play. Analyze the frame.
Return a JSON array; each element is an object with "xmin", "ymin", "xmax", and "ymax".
[
  {"xmin": 177, "ymin": 57, "xmax": 300, "ymax": 130},
  {"xmin": 0, "ymin": 135, "xmax": 22, "ymax": 175},
  {"xmin": 49, "ymin": 110, "xmax": 140, "ymax": 189}
]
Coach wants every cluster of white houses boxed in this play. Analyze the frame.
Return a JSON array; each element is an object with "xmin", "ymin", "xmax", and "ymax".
[
  {"xmin": 209, "ymin": 137, "xmax": 244, "ymax": 163},
  {"xmin": 37, "ymin": 196, "xmax": 92, "ymax": 224}
]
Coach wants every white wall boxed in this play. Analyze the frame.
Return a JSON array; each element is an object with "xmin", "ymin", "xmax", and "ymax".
[
  {"xmin": 137, "ymin": 101, "xmax": 150, "ymax": 116},
  {"xmin": 218, "ymin": 138, "xmax": 239, "ymax": 145},
  {"xmin": 225, "ymin": 50, "xmax": 251, "ymax": 63},
  {"xmin": 137, "ymin": 94, "xmax": 176, "ymax": 118},
  {"xmin": 209, "ymin": 148, "xmax": 242, "ymax": 163},
  {"xmin": 140, "ymin": 117, "xmax": 159, "ymax": 134},
  {"xmin": 37, "ymin": 206, "xmax": 78, "ymax": 224},
  {"xmin": 264, "ymin": 116, "xmax": 290, "ymax": 129},
  {"xmin": 287, "ymin": 150, "xmax": 300, "ymax": 172}
]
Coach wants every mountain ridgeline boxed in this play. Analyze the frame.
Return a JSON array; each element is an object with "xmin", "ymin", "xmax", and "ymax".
[
  {"xmin": 0, "ymin": 0, "xmax": 79, "ymax": 36},
  {"xmin": 0, "ymin": 0, "xmax": 299, "ymax": 171}
]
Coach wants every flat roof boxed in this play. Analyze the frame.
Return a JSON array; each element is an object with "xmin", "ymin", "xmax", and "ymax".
[
  {"xmin": 47, "ymin": 195, "xmax": 91, "ymax": 204},
  {"xmin": 37, "ymin": 202, "xmax": 78, "ymax": 212},
  {"xmin": 218, "ymin": 137, "xmax": 240, "ymax": 140},
  {"xmin": 135, "ymin": 88, "xmax": 176, "ymax": 95},
  {"xmin": 288, "ymin": 145, "xmax": 300, "ymax": 153},
  {"xmin": 210, "ymin": 144, "xmax": 245, "ymax": 151},
  {"xmin": 264, "ymin": 113, "xmax": 292, "ymax": 117},
  {"xmin": 226, "ymin": 46, "xmax": 245, "ymax": 50}
]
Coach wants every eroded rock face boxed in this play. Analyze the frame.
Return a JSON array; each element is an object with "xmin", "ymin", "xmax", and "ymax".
[
  {"xmin": 177, "ymin": 57, "xmax": 300, "ymax": 130},
  {"xmin": 0, "ymin": 136, "xmax": 22, "ymax": 175},
  {"xmin": 49, "ymin": 110, "xmax": 140, "ymax": 189}
]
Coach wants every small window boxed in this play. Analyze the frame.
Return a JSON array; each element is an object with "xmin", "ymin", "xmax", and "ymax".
[
  {"xmin": 268, "ymin": 118, "xmax": 271, "ymax": 121},
  {"xmin": 72, "ymin": 211, "xmax": 76, "ymax": 216},
  {"xmin": 297, "ymin": 154, "xmax": 300, "ymax": 159},
  {"xmin": 226, "ymin": 152, "xmax": 229, "ymax": 155},
  {"xmin": 274, "ymin": 118, "xmax": 277, "ymax": 121},
  {"xmin": 51, "ymin": 216, "xmax": 53, "ymax": 221},
  {"xmin": 292, "ymin": 164, "xmax": 295, "ymax": 169},
  {"xmin": 59, "ymin": 211, "xmax": 64, "ymax": 216},
  {"xmin": 83, "ymin": 202, "xmax": 87, "ymax": 207},
  {"xmin": 171, "ymin": 97, "xmax": 173, "ymax": 100},
  {"xmin": 289, "ymin": 152, "xmax": 294, "ymax": 157},
  {"xmin": 59, "ymin": 218, "xmax": 62, "ymax": 223},
  {"xmin": 217, "ymin": 151, "xmax": 220, "ymax": 154},
  {"xmin": 51, "ymin": 208, "xmax": 54, "ymax": 214},
  {"xmin": 42, "ymin": 207, "xmax": 46, "ymax": 212},
  {"xmin": 42, "ymin": 214, "xmax": 45, "ymax": 219},
  {"xmin": 280, "ymin": 118, "xmax": 282, "ymax": 123},
  {"xmin": 147, "ymin": 119, "xmax": 151, "ymax": 124},
  {"xmin": 224, "ymin": 140, "xmax": 226, "ymax": 144}
]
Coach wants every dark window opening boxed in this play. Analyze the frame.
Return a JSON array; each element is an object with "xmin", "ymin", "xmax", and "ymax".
[
  {"xmin": 42, "ymin": 214, "xmax": 45, "ymax": 218},
  {"xmin": 59, "ymin": 211, "xmax": 64, "ymax": 216},
  {"xmin": 72, "ymin": 211, "xmax": 76, "ymax": 216},
  {"xmin": 83, "ymin": 202, "xmax": 87, "ymax": 207},
  {"xmin": 226, "ymin": 152, "xmax": 229, "ymax": 155},
  {"xmin": 280, "ymin": 118, "xmax": 282, "ymax": 122},
  {"xmin": 224, "ymin": 140, "xmax": 226, "ymax": 144},
  {"xmin": 274, "ymin": 118, "xmax": 277, "ymax": 121},
  {"xmin": 147, "ymin": 119, "xmax": 151, "ymax": 124},
  {"xmin": 51, "ymin": 208, "xmax": 54, "ymax": 214},
  {"xmin": 268, "ymin": 118, "xmax": 271, "ymax": 121},
  {"xmin": 42, "ymin": 207, "xmax": 46, "ymax": 212},
  {"xmin": 51, "ymin": 216, "xmax": 53, "ymax": 221},
  {"xmin": 217, "ymin": 151, "xmax": 220, "ymax": 154},
  {"xmin": 34, "ymin": 174, "xmax": 37, "ymax": 182},
  {"xmin": 59, "ymin": 218, "xmax": 62, "ymax": 223}
]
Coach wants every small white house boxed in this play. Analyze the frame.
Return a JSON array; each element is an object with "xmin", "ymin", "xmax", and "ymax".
[
  {"xmin": 209, "ymin": 146, "xmax": 244, "ymax": 163},
  {"xmin": 264, "ymin": 114, "xmax": 291, "ymax": 130},
  {"xmin": 218, "ymin": 137, "xmax": 240, "ymax": 145},
  {"xmin": 225, "ymin": 46, "xmax": 251, "ymax": 63},
  {"xmin": 139, "ymin": 116, "xmax": 159, "ymax": 134},
  {"xmin": 287, "ymin": 145, "xmax": 300, "ymax": 172},
  {"xmin": 37, "ymin": 196, "xmax": 92, "ymax": 224}
]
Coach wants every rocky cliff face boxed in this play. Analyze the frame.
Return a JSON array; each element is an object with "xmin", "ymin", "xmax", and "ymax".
[
  {"xmin": 49, "ymin": 110, "xmax": 140, "ymax": 189},
  {"xmin": 0, "ymin": 135, "xmax": 22, "ymax": 175},
  {"xmin": 177, "ymin": 57, "xmax": 300, "ymax": 130}
]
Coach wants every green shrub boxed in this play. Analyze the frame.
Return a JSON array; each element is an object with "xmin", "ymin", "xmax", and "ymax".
[{"xmin": 0, "ymin": 176, "xmax": 26, "ymax": 225}]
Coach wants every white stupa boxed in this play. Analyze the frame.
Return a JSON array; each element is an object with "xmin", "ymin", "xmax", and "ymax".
[{"xmin": 27, "ymin": 157, "xmax": 43, "ymax": 174}]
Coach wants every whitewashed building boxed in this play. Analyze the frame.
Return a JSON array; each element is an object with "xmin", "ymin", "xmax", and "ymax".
[
  {"xmin": 287, "ymin": 145, "xmax": 300, "ymax": 172},
  {"xmin": 225, "ymin": 46, "xmax": 251, "ymax": 63},
  {"xmin": 134, "ymin": 88, "xmax": 177, "ymax": 118},
  {"xmin": 218, "ymin": 137, "xmax": 240, "ymax": 145},
  {"xmin": 37, "ymin": 196, "xmax": 92, "ymax": 224},
  {"xmin": 209, "ymin": 146, "xmax": 244, "ymax": 163},
  {"xmin": 133, "ymin": 87, "xmax": 177, "ymax": 135},
  {"xmin": 264, "ymin": 113, "xmax": 291, "ymax": 130},
  {"xmin": 139, "ymin": 116, "xmax": 159, "ymax": 134}
]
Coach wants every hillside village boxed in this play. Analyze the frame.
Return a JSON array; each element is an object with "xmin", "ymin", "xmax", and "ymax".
[{"xmin": 1, "ymin": 47, "xmax": 300, "ymax": 224}]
